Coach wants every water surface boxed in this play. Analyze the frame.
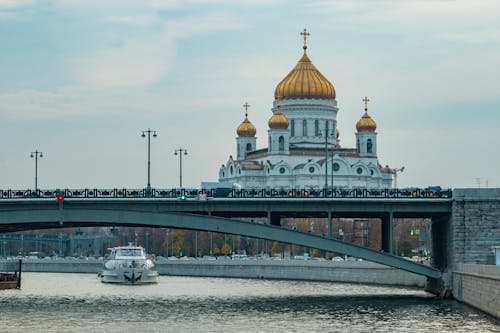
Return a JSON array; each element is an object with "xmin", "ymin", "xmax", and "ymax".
[{"xmin": 0, "ymin": 273, "xmax": 498, "ymax": 332}]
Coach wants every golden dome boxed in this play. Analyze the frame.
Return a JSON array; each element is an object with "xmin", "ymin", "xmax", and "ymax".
[
  {"xmin": 356, "ymin": 111, "xmax": 377, "ymax": 132},
  {"xmin": 237, "ymin": 116, "xmax": 256, "ymax": 137},
  {"xmin": 268, "ymin": 106, "xmax": 289, "ymax": 130},
  {"xmin": 274, "ymin": 52, "xmax": 336, "ymax": 101}
]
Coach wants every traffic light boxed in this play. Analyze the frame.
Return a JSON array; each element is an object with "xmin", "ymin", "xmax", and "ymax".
[{"xmin": 179, "ymin": 194, "xmax": 187, "ymax": 201}]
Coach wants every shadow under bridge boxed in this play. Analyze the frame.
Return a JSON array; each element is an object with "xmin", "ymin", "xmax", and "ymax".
[{"xmin": 2, "ymin": 208, "xmax": 441, "ymax": 279}]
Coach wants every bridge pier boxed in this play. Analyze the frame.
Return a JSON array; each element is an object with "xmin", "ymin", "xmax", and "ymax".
[
  {"xmin": 268, "ymin": 212, "xmax": 281, "ymax": 226},
  {"xmin": 327, "ymin": 212, "xmax": 333, "ymax": 238},
  {"xmin": 381, "ymin": 212, "xmax": 393, "ymax": 254},
  {"xmin": 425, "ymin": 215, "xmax": 453, "ymax": 297}
]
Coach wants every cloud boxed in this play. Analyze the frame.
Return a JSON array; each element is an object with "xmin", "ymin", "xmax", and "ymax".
[
  {"xmin": 306, "ymin": 0, "xmax": 500, "ymax": 41},
  {"xmin": 67, "ymin": 33, "xmax": 176, "ymax": 88},
  {"xmin": 163, "ymin": 12, "xmax": 248, "ymax": 38},
  {"xmin": 0, "ymin": 0, "xmax": 32, "ymax": 8}
]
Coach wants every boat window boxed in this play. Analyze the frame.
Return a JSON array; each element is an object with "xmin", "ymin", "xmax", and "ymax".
[{"xmin": 116, "ymin": 249, "xmax": 143, "ymax": 256}]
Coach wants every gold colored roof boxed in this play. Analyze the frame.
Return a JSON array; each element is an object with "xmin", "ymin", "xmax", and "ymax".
[
  {"xmin": 356, "ymin": 96, "xmax": 376, "ymax": 132},
  {"xmin": 274, "ymin": 52, "xmax": 336, "ymax": 101},
  {"xmin": 268, "ymin": 106, "xmax": 289, "ymax": 130},
  {"xmin": 356, "ymin": 111, "xmax": 377, "ymax": 132},
  {"xmin": 237, "ymin": 116, "xmax": 256, "ymax": 137}
]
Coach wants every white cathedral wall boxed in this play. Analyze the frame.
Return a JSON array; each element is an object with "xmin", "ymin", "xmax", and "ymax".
[{"xmin": 273, "ymin": 99, "xmax": 338, "ymax": 146}]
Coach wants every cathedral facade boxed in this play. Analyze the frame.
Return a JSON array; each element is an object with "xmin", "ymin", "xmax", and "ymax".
[{"xmin": 219, "ymin": 31, "xmax": 394, "ymax": 190}]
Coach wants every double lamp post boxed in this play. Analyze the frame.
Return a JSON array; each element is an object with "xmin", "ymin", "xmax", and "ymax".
[{"xmin": 141, "ymin": 128, "xmax": 188, "ymax": 195}]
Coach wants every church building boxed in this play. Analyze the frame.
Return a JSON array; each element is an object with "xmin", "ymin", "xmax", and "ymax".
[{"xmin": 219, "ymin": 30, "xmax": 394, "ymax": 190}]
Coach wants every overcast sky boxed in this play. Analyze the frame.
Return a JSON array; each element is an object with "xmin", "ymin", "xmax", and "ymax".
[{"xmin": 1, "ymin": 0, "xmax": 499, "ymax": 190}]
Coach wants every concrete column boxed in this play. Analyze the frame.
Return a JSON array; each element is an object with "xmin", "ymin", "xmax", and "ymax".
[
  {"xmin": 268, "ymin": 212, "xmax": 281, "ymax": 226},
  {"xmin": 327, "ymin": 212, "xmax": 333, "ymax": 238},
  {"xmin": 381, "ymin": 212, "xmax": 393, "ymax": 254},
  {"xmin": 431, "ymin": 215, "xmax": 450, "ymax": 271}
]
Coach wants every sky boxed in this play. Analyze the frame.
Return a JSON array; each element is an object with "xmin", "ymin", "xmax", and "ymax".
[{"xmin": 1, "ymin": 0, "xmax": 499, "ymax": 190}]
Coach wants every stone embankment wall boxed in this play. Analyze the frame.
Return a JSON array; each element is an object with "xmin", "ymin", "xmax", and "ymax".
[
  {"xmin": 2, "ymin": 259, "xmax": 426, "ymax": 287},
  {"xmin": 156, "ymin": 260, "xmax": 426, "ymax": 287},
  {"xmin": 451, "ymin": 189, "xmax": 500, "ymax": 268},
  {"xmin": 453, "ymin": 264, "xmax": 500, "ymax": 319}
]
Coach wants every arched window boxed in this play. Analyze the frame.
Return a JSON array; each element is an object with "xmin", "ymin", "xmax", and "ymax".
[
  {"xmin": 279, "ymin": 136, "xmax": 285, "ymax": 152},
  {"xmin": 367, "ymin": 139, "xmax": 373, "ymax": 153},
  {"xmin": 237, "ymin": 145, "xmax": 240, "ymax": 157},
  {"xmin": 315, "ymin": 120, "xmax": 319, "ymax": 136},
  {"xmin": 268, "ymin": 136, "xmax": 272, "ymax": 151},
  {"xmin": 302, "ymin": 119, "xmax": 307, "ymax": 136},
  {"xmin": 246, "ymin": 143, "xmax": 252, "ymax": 152},
  {"xmin": 291, "ymin": 120, "xmax": 295, "ymax": 137},
  {"xmin": 230, "ymin": 166, "xmax": 234, "ymax": 175},
  {"xmin": 356, "ymin": 139, "xmax": 360, "ymax": 153}
]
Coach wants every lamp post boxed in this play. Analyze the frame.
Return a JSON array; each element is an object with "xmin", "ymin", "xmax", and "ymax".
[
  {"xmin": 320, "ymin": 124, "xmax": 333, "ymax": 190},
  {"xmin": 30, "ymin": 150, "xmax": 43, "ymax": 196},
  {"xmin": 141, "ymin": 128, "xmax": 157, "ymax": 195},
  {"xmin": 174, "ymin": 148, "xmax": 188, "ymax": 188}
]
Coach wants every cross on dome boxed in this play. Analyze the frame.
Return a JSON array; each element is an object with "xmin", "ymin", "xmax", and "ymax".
[
  {"xmin": 363, "ymin": 96, "xmax": 370, "ymax": 111},
  {"xmin": 243, "ymin": 102, "xmax": 250, "ymax": 117},
  {"xmin": 300, "ymin": 28, "xmax": 310, "ymax": 51}
]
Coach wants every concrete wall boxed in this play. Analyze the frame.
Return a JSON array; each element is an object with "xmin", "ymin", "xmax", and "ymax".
[
  {"xmin": 2, "ymin": 259, "xmax": 426, "ymax": 287},
  {"xmin": 157, "ymin": 260, "xmax": 426, "ymax": 287},
  {"xmin": 453, "ymin": 264, "xmax": 500, "ymax": 319}
]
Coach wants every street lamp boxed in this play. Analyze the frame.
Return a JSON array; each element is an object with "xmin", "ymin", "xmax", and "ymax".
[
  {"xmin": 30, "ymin": 150, "xmax": 43, "ymax": 196},
  {"xmin": 141, "ymin": 128, "xmax": 157, "ymax": 195},
  {"xmin": 174, "ymin": 148, "xmax": 188, "ymax": 188},
  {"xmin": 319, "ymin": 124, "xmax": 333, "ymax": 190}
]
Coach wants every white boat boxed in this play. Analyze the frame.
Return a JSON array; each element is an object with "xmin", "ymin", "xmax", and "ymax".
[{"xmin": 100, "ymin": 245, "xmax": 159, "ymax": 284}]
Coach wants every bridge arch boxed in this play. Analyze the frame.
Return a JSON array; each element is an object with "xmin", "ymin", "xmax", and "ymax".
[{"xmin": 0, "ymin": 208, "xmax": 441, "ymax": 279}]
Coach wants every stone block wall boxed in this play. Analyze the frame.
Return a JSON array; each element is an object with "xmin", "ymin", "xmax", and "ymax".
[
  {"xmin": 450, "ymin": 189, "xmax": 500, "ymax": 269},
  {"xmin": 453, "ymin": 263, "xmax": 500, "ymax": 319}
]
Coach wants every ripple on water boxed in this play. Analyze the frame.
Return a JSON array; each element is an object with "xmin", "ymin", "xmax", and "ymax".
[{"xmin": 0, "ymin": 273, "xmax": 498, "ymax": 333}]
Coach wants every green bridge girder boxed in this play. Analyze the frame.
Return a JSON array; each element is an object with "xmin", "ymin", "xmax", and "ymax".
[{"xmin": 0, "ymin": 208, "xmax": 441, "ymax": 279}]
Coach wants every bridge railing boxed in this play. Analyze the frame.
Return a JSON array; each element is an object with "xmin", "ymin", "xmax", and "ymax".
[{"xmin": 0, "ymin": 188, "xmax": 453, "ymax": 199}]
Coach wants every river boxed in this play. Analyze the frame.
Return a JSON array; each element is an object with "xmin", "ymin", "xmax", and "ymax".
[{"xmin": 0, "ymin": 273, "xmax": 498, "ymax": 332}]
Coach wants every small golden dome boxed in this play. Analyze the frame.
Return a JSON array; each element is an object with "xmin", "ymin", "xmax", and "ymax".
[
  {"xmin": 356, "ymin": 111, "xmax": 377, "ymax": 132},
  {"xmin": 237, "ymin": 116, "xmax": 256, "ymax": 137},
  {"xmin": 268, "ymin": 106, "xmax": 289, "ymax": 130},
  {"xmin": 274, "ymin": 52, "xmax": 336, "ymax": 101}
]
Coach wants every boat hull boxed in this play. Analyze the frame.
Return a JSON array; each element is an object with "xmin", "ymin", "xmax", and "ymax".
[{"xmin": 101, "ymin": 267, "xmax": 159, "ymax": 284}]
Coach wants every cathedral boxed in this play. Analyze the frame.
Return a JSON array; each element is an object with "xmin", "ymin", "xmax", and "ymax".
[{"xmin": 219, "ymin": 30, "xmax": 394, "ymax": 190}]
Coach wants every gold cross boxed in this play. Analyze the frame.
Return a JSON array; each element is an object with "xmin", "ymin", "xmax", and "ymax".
[
  {"xmin": 363, "ymin": 96, "xmax": 370, "ymax": 111},
  {"xmin": 243, "ymin": 102, "xmax": 250, "ymax": 117},
  {"xmin": 300, "ymin": 28, "xmax": 310, "ymax": 50}
]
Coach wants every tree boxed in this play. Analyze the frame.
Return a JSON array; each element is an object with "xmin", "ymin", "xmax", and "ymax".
[{"xmin": 220, "ymin": 243, "xmax": 231, "ymax": 256}]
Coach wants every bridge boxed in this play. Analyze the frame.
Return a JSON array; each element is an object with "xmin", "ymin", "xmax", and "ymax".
[
  {"xmin": 0, "ymin": 187, "xmax": 456, "ymax": 283},
  {"xmin": 1, "ymin": 187, "xmax": 498, "ymax": 296}
]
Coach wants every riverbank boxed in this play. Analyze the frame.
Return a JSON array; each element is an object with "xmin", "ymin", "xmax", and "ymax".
[{"xmin": 1, "ymin": 258, "xmax": 427, "ymax": 287}]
